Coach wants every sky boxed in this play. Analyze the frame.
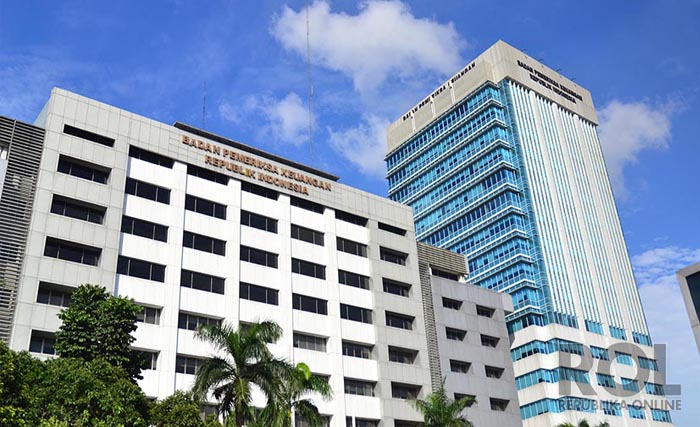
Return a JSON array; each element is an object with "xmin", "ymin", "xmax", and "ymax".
[{"xmin": 2, "ymin": 0, "xmax": 700, "ymax": 424}]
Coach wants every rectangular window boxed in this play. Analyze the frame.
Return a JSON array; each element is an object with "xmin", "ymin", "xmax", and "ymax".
[
  {"xmin": 336, "ymin": 237, "xmax": 367, "ymax": 257},
  {"xmin": 432, "ymin": 268, "xmax": 459, "ymax": 280},
  {"xmin": 380, "ymin": 247, "xmax": 407, "ymax": 265},
  {"xmin": 342, "ymin": 341, "xmax": 372, "ymax": 359},
  {"xmin": 187, "ymin": 164, "xmax": 228, "ymax": 184},
  {"xmin": 175, "ymin": 355, "xmax": 203, "ymax": 375},
  {"xmin": 117, "ymin": 256, "xmax": 165, "ymax": 282},
  {"xmin": 240, "ymin": 245, "xmax": 278, "ymax": 268},
  {"xmin": 344, "ymin": 379, "xmax": 375, "ymax": 396},
  {"xmin": 29, "ymin": 330, "xmax": 56, "ymax": 355},
  {"xmin": 596, "ymin": 373, "xmax": 616, "ymax": 389},
  {"xmin": 241, "ymin": 181, "xmax": 278, "ymax": 200},
  {"xmin": 292, "ymin": 293, "xmax": 328, "ymax": 315},
  {"xmin": 180, "ymin": 269, "xmax": 225, "ymax": 294},
  {"xmin": 128, "ymin": 146, "xmax": 173, "ymax": 168},
  {"xmin": 140, "ymin": 351, "xmax": 159, "ymax": 370},
  {"xmin": 36, "ymin": 282, "xmax": 73, "ymax": 307},
  {"xmin": 645, "ymin": 382, "xmax": 665, "ymax": 396},
  {"xmin": 50, "ymin": 195, "xmax": 106, "ymax": 224},
  {"xmin": 355, "ymin": 419, "xmax": 378, "ymax": 427},
  {"xmin": 291, "ymin": 196, "xmax": 324, "ymax": 214},
  {"xmin": 185, "ymin": 194, "xmax": 227, "ymax": 219},
  {"xmin": 57, "ymin": 155, "xmax": 110, "ymax": 184},
  {"xmin": 125, "ymin": 178, "xmax": 170, "ymax": 204},
  {"xmin": 615, "ymin": 351, "xmax": 634, "ymax": 366},
  {"xmin": 490, "ymin": 398, "xmax": 509, "ymax": 412},
  {"xmin": 382, "ymin": 278, "xmax": 411, "ymax": 297},
  {"xmin": 476, "ymin": 305, "xmax": 495, "ymax": 318},
  {"xmin": 391, "ymin": 383, "xmax": 421, "ymax": 399},
  {"xmin": 621, "ymin": 377, "xmax": 639, "ymax": 392},
  {"xmin": 335, "ymin": 210, "xmax": 367, "ymax": 226},
  {"xmin": 442, "ymin": 297, "xmax": 462, "ymax": 310},
  {"xmin": 338, "ymin": 270, "xmax": 370, "ymax": 290},
  {"xmin": 63, "ymin": 124, "xmax": 114, "ymax": 146},
  {"xmin": 377, "ymin": 222, "xmax": 405, "ymax": 236},
  {"xmin": 446, "ymin": 327, "xmax": 466, "ymax": 341},
  {"xmin": 481, "ymin": 334, "xmax": 500, "ymax": 348},
  {"xmin": 136, "ymin": 306, "xmax": 161, "ymax": 325},
  {"xmin": 292, "ymin": 258, "xmax": 326, "ymax": 279},
  {"xmin": 178, "ymin": 312, "xmax": 221, "ymax": 331},
  {"xmin": 340, "ymin": 304, "xmax": 372, "ymax": 324},
  {"xmin": 239, "ymin": 282, "xmax": 278, "ymax": 305},
  {"xmin": 241, "ymin": 210, "xmax": 278, "ymax": 233},
  {"xmin": 651, "ymin": 409, "xmax": 672, "ymax": 423},
  {"xmin": 293, "ymin": 333, "xmax": 327, "ymax": 352},
  {"xmin": 388, "ymin": 346, "xmax": 416, "ymax": 364},
  {"xmin": 628, "ymin": 405, "xmax": 646, "ymax": 420},
  {"xmin": 454, "ymin": 394, "xmax": 476, "ymax": 407},
  {"xmin": 291, "ymin": 224, "xmax": 324, "ymax": 246},
  {"xmin": 590, "ymin": 346, "xmax": 610, "ymax": 360},
  {"xmin": 183, "ymin": 231, "xmax": 226, "ymax": 256},
  {"xmin": 450, "ymin": 360, "xmax": 471, "ymax": 374},
  {"xmin": 44, "ymin": 237, "xmax": 101, "ymax": 266},
  {"xmin": 121, "ymin": 216, "xmax": 168, "ymax": 242},
  {"xmin": 639, "ymin": 356, "xmax": 659, "ymax": 371},
  {"xmin": 485, "ymin": 366, "xmax": 504, "ymax": 379},
  {"xmin": 385, "ymin": 312, "xmax": 414, "ymax": 330}
]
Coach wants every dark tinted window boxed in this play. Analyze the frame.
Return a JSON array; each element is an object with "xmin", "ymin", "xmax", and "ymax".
[
  {"xmin": 29, "ymin": 331, "xmax": 56, "ymax": 355},
  {"xmin": 241, "ymin": 246, "xmax": 278, "ymax": 268},
  {"xmin": 340, "ymin": 304, "xmax": 372, "ymax": 324},
  {"xmin": 337, "ymin": 237, "xmax": 367, "ymax": 257},
  {"xmin": 476, "ymin": 305, "xmax": 495, "ymax": 317},
  {"xmin": 136, "ymin": 306, "xmax": 161, "ymax": 324},
  {"xmin": 485, "ymin": 366, "xmax": 504, "ymax": 379},
  {"xmin": 178, "ymin": 312, "xmax": 221, "ymax": 331},
  {"xmin": 688, "ymin": 271, "xmax": 700, "ymax": 319},
  {"xmin": 125, "ymin": 178, "xmax": 170, "ymax": 204},
  {"xmin": 181, "ymin": 269, "xmax": 225, "ymax": 294},
  {"xmin": 185, "ymin": 194, "xmax": 226, "ymax": 219},
  {"xmin": 291, "ymin": 196, "xmax": 324, "ymax": 213},
  {"xmin": 63, "ymin": 124, "xmax": 114, "ymax": 147},
  {"xmin": 378, "ymin": 222, "xmax": 406, "ymax": 236},
  {"xmin": 240, "ymin": 282, "xmax": 278, "ymax": 305},
  {"xmin": 342, "ymin": 341, "xmax": 372, "ymax": 359},
  {"xmin": 241, "ymin": 181, "xmax": 278, "ymax": 200},
  {"xmin": 121, "ymin": 216, "xmax": 168, "ymax": 242},
  {"xmin": 344, "ymin": 379, "xmax": 375, "ymax": 396},
  {"xmin": 383, "ymin": 278, "xmax": 411, "ymax": 297},
  {"xmin": 450, "ymin": 360, "xmax": 471, "ymax": 374},
  {"xmin": 432, "ymin": 268, "xmax": 459, "ymax": 280},
  {"xmin": 385, "ymin": 312, "xmax": 414, "ymax": 330},
  {"xmin": 446, "ymin": 327, "xmax": 466, "ymax": 341},
  {"xmin": 57, "ymin": 156, "xmax": 110, "ymax": 184},
  {"xmin": 293, "ymin": 333, "xmax": 327, "ymax": 352},
  {"xmin": 291, "ymin": 224, "xmax": 324, "ymax": 246},
  {"xmin": 391, "ymin": 383, "xmax": 421, "ymax": 399},
  {"xmin": 44, "ymin": 238, "xmax": 101, "ymax": 266},
  {"xmin": 292, "ymin": 293, "xmax": 328, "ymax": 315},
  {"xmin": 292, "ymin": 258, "xmax": 326, "ymax": 279},
  {"xmin": 36, "ymin": 282, "xmax": 73, "ymax": 307},
  {"xmin": 380, "ymin": 248, "xmax": 407, "ymax": 265},
  {"xmin": 335, "ymin": 210, "xmax": 367, "ymax": 226},
  {"xmin": 51, "ymin": 195, "xmax": 106, "ymax": 224},
  {"xmin": 242, "ymin": 211, "xmax": 277, "ymax": 233},
  {"xmin": 175, "ymin": 355, "xmax": 202, "ymax": 375},
  {"xmin": 129, "ymin": 146, "xmax": 174, "ymax": 168},
  {"xmin": 442, "ymin": 298, "xmax": 462, "ymax": 310},
  {"xmin": 117, "ymin": 256, "xmax": 166, "ymax": 282},
  {"xmin": 481, "ymin": 334, "xmax": 499, "ymax": 348},
  {"xmin": 183, "ymin": 231, "xmax": 226, "ymax": 256},
  {"xmin": 388, "ymin": 346, "xmax": 416, "ymax": 364},
  {"xmin": 187, "ymin": 164, "xmax": 228, "ymax": 184},
  {"xmin": 339, "ymin": 270, "xmax": 370, "ymax": 290}
]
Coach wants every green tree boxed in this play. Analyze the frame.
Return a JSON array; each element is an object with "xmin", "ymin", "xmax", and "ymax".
[
  {"xmin": 410, "ymin": 379, "xmax": 476, "ymax": 427},
  {"xmin": 34, "ymin": 357, "xmax": 149, "ymax": 427},
  {"xmin": 264, "ymin": 362, "xmax": 333, "ymax": 427},
  {"xmin": 192, "ymin": 321, "xmax": 289, "ymax": 427},
  {"xmin": 0, "ymin": 341, "xmax": 44, "ymax": 426},
  {"xmin": 556, "ymin": 421, "xmax": 610, "ymax": 427},
  {"xmin": 54, "ymin": 284, "xmax": 145, "ymax": 380},
  {"xmin": 150, "ymin": 391, "xmax": 205, "ymax": 427}
]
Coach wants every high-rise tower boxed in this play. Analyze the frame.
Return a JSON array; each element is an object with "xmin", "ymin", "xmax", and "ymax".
[{"xmin": 386, "ymin": 41, "xmax": 673, "ymax": 426}]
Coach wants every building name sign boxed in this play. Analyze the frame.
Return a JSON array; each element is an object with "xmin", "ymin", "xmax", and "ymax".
[
  {"xmin": 182, "ymin": 135, "xmax": 332, "ymax": 195},
  {"xmin": 402, "ymin": 62, "xmax": 477, "ymax": 121},
  {"xmin": 516, "ymin": 60, "xmax": 583, "ymax": 105}
]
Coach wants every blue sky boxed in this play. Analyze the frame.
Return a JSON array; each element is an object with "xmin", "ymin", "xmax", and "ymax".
[{"xmin": 2, "ymin": 0, "xmax": 699, "ymax": 424}]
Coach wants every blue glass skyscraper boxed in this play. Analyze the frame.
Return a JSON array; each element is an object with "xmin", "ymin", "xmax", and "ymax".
[{"xmin": 386, "ymin": 41, "xmax": 672, "ymax": 426}]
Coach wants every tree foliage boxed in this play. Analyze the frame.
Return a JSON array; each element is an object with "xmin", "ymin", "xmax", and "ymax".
[
  {"xmin": 0, "ymin": 341, "xmax": 44, "ymax": 426},
  {"xmin": 150, "ymin": 390, "xmax": 205, "ymax": 427},
  {"xmin": 264, "ymin": 362, "xmax": 333, "ymax": 427},
  {"xmin": 54, "ymin": 284, "xmax": 144, "ymax": 380},
  {"xmin": 410, "ymin": 379, "xmax": 476, "ymax": 427},
  {"xmin": 556, "ymin": 421, "xmax": 610, "ymax": 427}
]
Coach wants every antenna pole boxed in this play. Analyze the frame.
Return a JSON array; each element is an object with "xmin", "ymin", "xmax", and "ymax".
[{"xmin": 202, "ymin": 81, "xmax": 207, "ymax": 129}]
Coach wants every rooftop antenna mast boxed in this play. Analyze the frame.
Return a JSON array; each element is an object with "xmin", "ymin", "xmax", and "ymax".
[
  {"xmin": 305, "ymin": 1, "xmax": 314, "ymax": 163},
  {"xmin": 202, "ymin": 81, "xmax": 207, "ymax": 129}
]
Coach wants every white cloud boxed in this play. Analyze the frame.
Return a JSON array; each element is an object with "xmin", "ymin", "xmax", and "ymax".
[
  {"xmin": 598, "ymin": 99, "xmax": 674, "ymax": 197},
  {"xmin": 272, "ymin": 1, "xmax": 465, "ymax": 97},
  {"xmin": 328, "ymin": 115, "xmax": 390, "ymax": 179},
  {"xmin": 633, "ymin": 246, "xmax": 700, "ymax": 424},
  {"xmin": 219, "ymin": 92, "xmax": 310, "ymax": 147}
]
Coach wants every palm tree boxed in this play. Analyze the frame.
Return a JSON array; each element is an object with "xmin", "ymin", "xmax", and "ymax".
[
  {"xmin": 265, "ymin": 362, "xmax": 333, "ymax": 427},
  {"xmin": 192, "ymin": 321, "xmax": 289, "ymax": 427},
  {"xmin": 410, "ymin": 379, "xmax": 476, "ymax": 427},
  {"xmin": 556, "ymin": 420, "xmax": 610, "ymax": 427}
]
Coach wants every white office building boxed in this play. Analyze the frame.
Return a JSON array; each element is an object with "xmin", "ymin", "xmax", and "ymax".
[{"xmin": 0, "ymin": 88, "xmax": 521, "ymax": 427}]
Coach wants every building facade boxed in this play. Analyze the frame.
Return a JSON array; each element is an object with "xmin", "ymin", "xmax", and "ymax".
[
  {"xmin": 676, "ymin": 263, "xmax": 700, "ymax": 354},
  {"xmin": 1, "ymin": 88, "xmax": 520, "ymax": 427},
  {"xmin": 416, "ymin": 243, "xmax": 521, "ymax": 427},
  {"xmin": 386, "ymin": 41, "xmax": 674, "ymax": 426}
]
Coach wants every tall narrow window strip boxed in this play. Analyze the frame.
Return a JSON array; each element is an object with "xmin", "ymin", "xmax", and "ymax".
[
  {"xmin": 128, "ymin": 146, "xmax": 174, "ymax": 168},
  {"xmin": 63, "ymin": 124, "xmax": 115, "ymax": 147}
]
